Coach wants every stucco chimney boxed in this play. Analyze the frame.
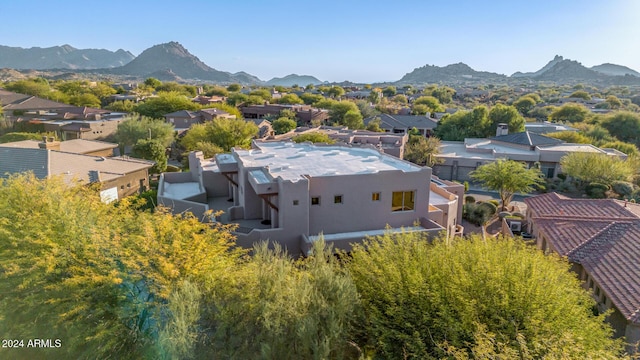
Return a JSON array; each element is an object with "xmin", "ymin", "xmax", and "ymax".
[{"xmin": 496, "ymin": 123, "xmax": 508, "ymax": 137}]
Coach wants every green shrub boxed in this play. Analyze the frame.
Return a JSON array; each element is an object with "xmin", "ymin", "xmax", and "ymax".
[
  {"xmin": 611, "ymin": 181, "xmax": 634, "ymax": 197},
  {"xmin": 488, "ymin": 199, "xmax": 499, "ymax": 208},
  {"xmin": 463, "ymin": 202, "xmax": 494, "ymax": 226},
  {"xmin": 586, "ymin": 182, "xmax": 609, "ymax": 199},
  {"xmin": 557, "ymin": 173, "xmax": 567, "ymax": 181},
  {"xmin": 465, "ymin": 195, "xmax": 476, "ymax": 204},
  {"xmin": 478, "ymin": 201, "xmax": 497, "ymax": 216}
]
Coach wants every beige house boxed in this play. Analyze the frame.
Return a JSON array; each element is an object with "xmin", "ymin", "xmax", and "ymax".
[
  {"xmin": 525, "ymin": 192, "xmax": 640, "ymax": 353},
  {"xmin": 157, "ymin": 141, "xmax": 466, "ymax": 255},
  {"xmin": 0, "ymin": 138, "xmax": 153, "ymax": 201}
]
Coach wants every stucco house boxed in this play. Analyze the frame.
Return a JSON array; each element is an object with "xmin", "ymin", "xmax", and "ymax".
[
  {"xmin": 364, "ymin": 114, "xmax": 439, "ymax": 137},
  {"xmin": 157, "ymin": 140, "xmax": 465, "ymax": 255},
  {"xmin": 434, "ymin": 129, "xmax": 626, "ymax": 182},
  {"xmin": 525, "ymin": 192, "xmax": 640, "ymax": 353}
]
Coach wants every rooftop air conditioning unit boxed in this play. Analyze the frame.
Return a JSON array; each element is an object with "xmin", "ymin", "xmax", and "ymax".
[{"xmin": 510, "ymin": 221, "xmax": 522, "ymax": 232}]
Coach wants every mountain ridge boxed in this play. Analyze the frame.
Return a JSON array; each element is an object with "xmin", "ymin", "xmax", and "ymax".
[{"xmin": 0, "ymin": 44, "xmax": 134, "ymax": 69}]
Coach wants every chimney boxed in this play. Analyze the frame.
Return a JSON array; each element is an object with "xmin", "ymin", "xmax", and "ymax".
[
  {"xmin": 496, "ymin": 123, "xmax": 508, "ymax": 137},
  {"xmin": 38, "ymin": 136, "xmax": 61, "ymax": 151}
]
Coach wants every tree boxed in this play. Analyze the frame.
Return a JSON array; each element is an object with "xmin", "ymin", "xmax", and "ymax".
[
  {"xmin": 134, "ymin": 91, "xmax": 200, "ymax": 119},
  {"xmin": 300, "ymin": 92, "xmax": 324, "ymax": 105},
  {"xmin": 226, "ymin": 92, "xmax": 249, "ymax": 106},
  {"xmin": 435, "ymin": 106, "xmax": 490, "ymax": 141},
  {"xmin": 277, "ymin": 93, "xmax": 304, "ymax": 105},
  {"xmin": 115, "ymin": 115, "xmax": 175, "ymax": 153},
  {"xmin": 69, "ymin": 93, "xmax": 102, "ymax": 108},
  {"xmin": 569, "ymin": 90, "xmax": 591, "ymax": 100},
  {"xmin": 488, "ymin": 103, "xmax": 525, "ymax": 135},
  {"xmin": 0, "ymin": 174, "xmax": 241, "ymax": 359},
  {"xmin": 367, "ymin": 89, "xmax": 381, "ymax": 104},
  {"xmin": 144, "ymin": 77, "xmax": 162, "ymax": 88},
  {"xmin": 292, "ymin": 132, "xmax": 336, "ymax": 144},
  {"xmin": 545, "ymin": 131, "xmax": 592, "ymax": 144},
  {"xmin": 132, "ymin": 139, "xmax": 167, "ymax": 173},
  {"xmin": 249, "ymin": 88, "xmax": 271, "ymax": 101},
  {"xmin": 414, "ymin": 95, "xmax": 444, "ymax": 113},
  {"xmin": 549, "ymin": 103, "xmax": 590, "ymax": 123},
  {"xmin": 560, "ymin": 152, "xmax": 635, "ymax": 185},
  {"xmin": 226, "ymin": 83, "xmax": 242, "ymax": 92},
  {"xmin": 4, "ymin": 78, "xmax": 53, "ymax": 99},
  {"xmin": 272, "ymin": 117, "xmax": 297, "ymax": 134},
  {"xmin": 513, "ymin": 95, "xmax": 537, "ymax": 115},
  {"xmin": 365, "ymin": 117, "xmax": 385, "ymax": 132},
  {"xmin": 403, "ymin": 137, "xmax": 443, "ymax": 167},
  {"xmin": 600, "ymin": 111, "xmax": 640, "ymax": 146},
  {"xmin": 343, "ymin": 109, "xmax": 364, "ymax": 129},
  {"xmin": 382, "ymin": 86, "xmax": 396, "ymax": 97},
  {"xmin": 207, "ymin": 240, "xmax": 360, "ymax": 359},
  {"xmin": 205, "ymin": 85, "xmax": 229, "ymax": 97},
  {"xmin": 329, "ymin": 101, "xmax": 360, "ymax": 125},
  {"xmin": 207, "ymin": 118, "xmax": 258, "ymax": 151},
  {"xmin": 327, "ymin": 86, "xmax": 345, "ymax": 99},
  {"xmin": 430, "ymin": 86, "xmax": 455, "ymax": 104},
  {"xmin": 470, "ymin": 159, "xmax": 544, "ymax": 210},
  {"xmin": 106, "ymin": 99, "xmax": 136, "ymax": 113},
  {"xmin": 347, "ymin": 232, "xmax": 623, "ymax": 359}
]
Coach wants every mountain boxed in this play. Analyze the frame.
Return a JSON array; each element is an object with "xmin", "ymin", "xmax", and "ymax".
[
  {"xmin": 0, "ymin": 44, "xmax": 134, "ymax": 69},
  {"xmin": 591, "ymin": 63, "xmax": 640, "ymax": 77},
  {"xmin": 512, "ymin": 55, "xmax": 564, "ymax": 77},
  {"xmin": 266, "ymin": 74, "xmax": 323, "ymax": 86},
  {"xmin": 110, "ymin": 42, "xmax": 261, "ymax": 84},
  {"xmin": 397, "ymin": 62, "xmax": 507, "ymax": 84}
]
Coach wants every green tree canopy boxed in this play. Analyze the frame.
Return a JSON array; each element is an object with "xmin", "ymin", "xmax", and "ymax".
[
  {"xmin": 513, "ymin": 95, "xmax": 537, "ymax": 115},
  {"xmin": 300, "ymin": 92, "xmax": 324, "ymax": 105},
  {"xmin": 429, "ymin": 86, "xmax": 455, "ymax": 104},
  {"xmin": 343, "ymin": 109, "xmax": 364, "ymax": 129},
  {"xmin": 292, "ymin": 132, "xmax": 336, "ymax": 144},
  {"xmin": 549, "ymin": 103, "xmax": 590, "ymax": 123},
  {"xmin": 0, "ymin": 174, "xmax": 241, "ymax": 359},
  {"xmin": 435, "ymin": 106, "xmax": 490, "ymax": 141},
  {"xmin": 69, "ymin": 93, "xmax": 102, "ymax": 108},
  {"xmin": 226, "ymin": 83, "xmax": 242, "ymax": 92},
  {"xmin": 413, "ymin": 95, "xmax": 445, "ymax": 113},
  {"xmin": 0, "ymin": 132, "xmax": 47, "ymax": 143},
  {"xmin": 144, "ymin": 77, "xmax": 162, "ymax": 88},
  {"xmin": 470, "ymin": 159, "xmax": 545, "ymax": 210},
  {"xmin": 403, "ymin": 137, "xmax": 443, "ymax": 167},
  {"xmin": 488, "ymin": 103, "xmax": 525, "ymax": 135},
  {"xmin": 346, "ymin": 232, "xmax": 623, "ymax": 359},
  {"xmin": 327, "ymin": 86, "xmax": 345, "ymax": 98},
  {"xmin": 134, "ymin": 92, "xmax": 200, "ymax": 119},
  {"xmin": 132, "ymin": 139, "xmax": 167, "ymax": 173},
  {"xmin": 115, "ymin": 115, "xmax": 175, "ymax": 151},
  {"xmin": 600, "ymin": 111, "xmax": 640, "ymax": 146},
  {"xmin": 560, "ymin": 152, "xmax": 635, "ymax": 184},
  {"xmin": 329, "ymin": 101, "xmax": 361, "ymax": 125},
  {"xmin": 276, "ymin": 93, "xmax": 304, "ymax": 105},
  {"xmin": 272, "ymin": 117, "xmax": 297, "ymax": 134},
  {"xmin": 599, "ymin": 140, "xmax": 639, "ymax": 156},
  {"xmin": 382, "ymin": 86, "xmax": 397, "ymax": 97},
  {"xmin": 569, "ymin": 90, "xmax": 591, "ymax": 100},
  {"xmin": 545, "ymin": 131, "xmax": 593, "ymax": 144},
  {"xmin": 206, "ymin": 118, "xmax": 258, "ymax": 151}
]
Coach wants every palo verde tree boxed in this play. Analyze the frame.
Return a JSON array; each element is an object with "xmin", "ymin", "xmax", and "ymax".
[
  {"xmin": 346, "ymin": 232, "xmax": 624, "ymax": 359},
  {"xmin": 560, "ymin": 152, "xmax": 636, "ymax": 185},
  {"xmin": 114, "ymin": 114, "xmax": 175, "ymax": 154},
  {"xmin": 470, "ymin": 159, "xmax": 545, "ymax": 210},
  {"xmin": 0, "ymin": 174, "xmax": 242, "ymax": 359}
]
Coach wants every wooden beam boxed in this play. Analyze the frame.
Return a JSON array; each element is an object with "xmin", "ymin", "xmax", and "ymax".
[
  {"xmin": 222, "ymin": 172, "xmax": 238, "ymax": 186},
  {"xmin": 259, "ymin": 194, "xmax": 278, "ymax": 211}
]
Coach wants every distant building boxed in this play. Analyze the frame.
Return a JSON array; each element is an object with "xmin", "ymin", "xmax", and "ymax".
[
  {"xmin": 0, "ymin": 137, "xmax": 153, "ymax": 201},
  {"xmin": 434, "ymin": 129, "xmax": 626, "ymax": 181},
  {"xmin": 364, "ymin": 114, "xmax": 438, "ymax": 137},
  {"xmin": 240, "ymin": 104, "xmax": 329, "ymax": 126},
  {"xmin": 157, "ymin": 141, "xmax": 460, "ymax": 255}
]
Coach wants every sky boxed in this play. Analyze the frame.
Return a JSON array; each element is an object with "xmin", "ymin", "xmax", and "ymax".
[{"xmin": 1, "ymin": 0, "xmax": 639, "ymax": 83}]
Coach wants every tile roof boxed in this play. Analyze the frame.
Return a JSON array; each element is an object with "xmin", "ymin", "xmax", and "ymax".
[
  {"xmin": 0, "ymin": 89, "xmax": 75, "ymax": 111},
  {"xmin": 526, "ymin": 192, "xmax": 640, "ymax": 323},
  {"xmin": 524, "ymin": 192, "xmax": 640, "ymax": 220},
  {"xmin": 490, "ymin": 131, "xmax": 563, "ymax": 147}
]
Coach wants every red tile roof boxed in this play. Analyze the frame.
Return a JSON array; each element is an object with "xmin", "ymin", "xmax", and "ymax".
[{"xmin": 526, "ymin": 192, "xmax": 640, "ymax": 324}]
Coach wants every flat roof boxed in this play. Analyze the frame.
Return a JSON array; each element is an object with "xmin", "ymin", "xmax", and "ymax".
[{"xmin": 234, "ymin": 141, "xmax": 422, "ymax": 181}]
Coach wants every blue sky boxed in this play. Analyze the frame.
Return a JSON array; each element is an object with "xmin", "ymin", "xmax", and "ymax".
[{"xmin": 1, "ymin": 0, "xmax": 638, "ymax": 83}]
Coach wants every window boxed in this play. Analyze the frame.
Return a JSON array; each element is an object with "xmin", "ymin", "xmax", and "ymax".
[
  {"xmin": 392, "ymin": 191, "xmax": 415, "ymax": 212},
  {"xmin": 311, "ymin": 197, "xmax": 320, "ymax": 205},
  {"xmin": 293, "ymin": 200, "xmax": 299, "ymax": 206},
  {"xmin": 372, "ymin": 192, "xmax": 381, "ymax": 201},
  {"xmin": 334, "ymin": 195, "xmax": 343, "ymax": 204}
]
